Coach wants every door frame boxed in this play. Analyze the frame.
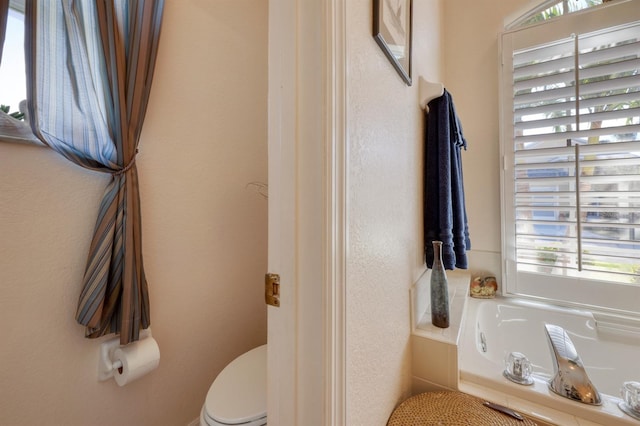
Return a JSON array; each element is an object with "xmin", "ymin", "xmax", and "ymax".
[
  {"xmin": 267, "ymin": 0, "xmax": 347, "ymax": 425},
  {"xmin": 322, "ymin": 1, "xmax": 348, "ymax": 424}
]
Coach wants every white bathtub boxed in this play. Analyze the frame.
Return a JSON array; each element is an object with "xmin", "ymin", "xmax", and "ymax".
[{"xmin": 459, "ymin": 296, "xmax": 640, "ymax": 426}]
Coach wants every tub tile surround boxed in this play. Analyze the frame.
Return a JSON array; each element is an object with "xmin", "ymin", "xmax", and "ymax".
[
  {"xmin": 410, "ymin": 269, "xmax": 469, "ymax": 393},
  {"xmin": 410, "ymin": 271, "xmax": 637, "ymax": 426},
  {"xmin": 411, "ymin": 269, "xmax": 469, "ymax": 345}
]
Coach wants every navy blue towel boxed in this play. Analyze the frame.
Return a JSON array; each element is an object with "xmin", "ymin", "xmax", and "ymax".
[{"xmin": 424, "ymin": 89, "xmax": 471, "ymax": 270}]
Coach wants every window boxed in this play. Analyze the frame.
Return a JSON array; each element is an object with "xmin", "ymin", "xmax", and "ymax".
[
  {"xmin": 506, "ymin": 0, "xmax": 609, "ymax": 30},
  {"xmin": 0, "ymin": 0, "xmax": 31, "ymax": 142},
  {"xmin": 500, "ymin": 0, "xmax": 640, "ymax": 315},
  {"xmin": 0, "ymin": 0, "xmax": 26, "ymax": 116}
]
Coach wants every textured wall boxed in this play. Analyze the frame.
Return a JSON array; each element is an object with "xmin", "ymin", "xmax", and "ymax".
[
  {"xmin": 0, "ymin": 1, "xmax": 268, "ymax": 424},
  {"xmin": 443, "ymin": 0, "xmax": 531, "ymax": 277},
  {"xmin": 345, "ymin": 1, "xmax": 443, "ymax": 424}
]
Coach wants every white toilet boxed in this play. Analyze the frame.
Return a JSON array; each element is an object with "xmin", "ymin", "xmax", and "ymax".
[{"xmin": 200, "ymin": 344, "xmax": 267, "ymax": 426}]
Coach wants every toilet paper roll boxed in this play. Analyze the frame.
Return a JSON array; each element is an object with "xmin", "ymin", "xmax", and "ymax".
[{"xmin": 112, "ymin": 337, "xmax": 160, "ymax": 386}]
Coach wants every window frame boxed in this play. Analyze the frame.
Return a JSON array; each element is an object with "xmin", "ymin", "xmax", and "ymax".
[
  {"xmin": 505, "ymin": 0, "xmax": 608, "ymax": 31},
  {"xmin": 499, "ymin": 0, "xmax": 640, "ymax": 316},
  {"xmin": 0, "ymin": 0, "xmax": 38, "ymax": 144}
]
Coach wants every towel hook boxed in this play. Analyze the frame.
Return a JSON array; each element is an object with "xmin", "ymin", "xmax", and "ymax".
[{"xmin": 419, "ymin": 76, "xmax": 444, "ymax": 110}]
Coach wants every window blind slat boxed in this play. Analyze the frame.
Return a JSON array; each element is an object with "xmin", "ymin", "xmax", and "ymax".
[
  {"xmin": 514, "ymin": 145, "xmax": 575, "ymax": 156},
  {"xmin": 513, "ymin": 38, "xmax": 575, "ymax": 66},
  {"xmin": 516, "ymin": 204, "xmax": 576, "ymax": 211},
  {"xmin": 579, "ymin": 40, "xmax": 640, "ymax": 67},
  {"xmin": 577, "ymin": 140, "xmax": 640, "ymax": 154},
  {"xmin": 515, "ymin": 124, "xmax": 640, "ymax": 143},
  {"xmin": 578, "ymin": 23, "xmax": 640, "ymax": 50},
  {"xmin": 579, "ymin": 74, "xmax": 640, "ymax": 97},
  {"xmin": 514, "ymin": 85, "xmax": 575, "ymax": 106},
  {"xmin": 515, "ymin": 161, "xmax": 575, "ymax": 170},
  {"xmin": 514, "ymin": 70, "xmax": 574, "ymax": 92},
  {"xmin": 516, "ymin": 194, "xmax": 575, "ymax": 202},
  {"xmin": 515, "ymin": 74, "xmax": 640, "ymax": 110},
  {"xmin": 517, "ymin": 176, "xmax": 577, "ymax": 186},
  {"xmin": 579, "ymin": 58, "xmax": 640, "ymax": 81},
  {"xmin": 581, "ymin": 205, "xmax": 639, "ymax": 212},
  {"xmin": 581, "ymin": 174, "xmax": 640, "ymax": 184},
  {"xmin": 515, "ymin": 105, "xmax": 640, "ymax": 133},
  {"xmin": 579, "ymin": 107, "xmax": 640, "ymax": 128},
  {"xmin": 583, "ymin": 238, "xmax": 640, "ymax": 252},
  {"xmin": 514, "ymin": 55, "xmax": 574, "ymax": 80},
  {"xmin": 580, "ymin": 157, "xmax": 640, "ymax": 168},
  {"xmin": 515, "ymin": 113, "xmax": 577, "ymax": 132},
  {"xmin": 517, "ymin": 218, "xmax": 575, "ymax": 225},
  {"xmin": 515, "ymin": 92, "xmax": 640, "ymax": 119}
]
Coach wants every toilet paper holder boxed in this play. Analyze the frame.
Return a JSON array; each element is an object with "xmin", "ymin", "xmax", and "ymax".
[{"xmin": 98, "ymin": 328, "xmax": 153, "ymax": 381}]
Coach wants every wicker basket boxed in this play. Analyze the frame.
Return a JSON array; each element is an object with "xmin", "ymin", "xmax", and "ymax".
[{"xmin": 387, "ymin": 391, "xmax": 539, "ymax": 425}]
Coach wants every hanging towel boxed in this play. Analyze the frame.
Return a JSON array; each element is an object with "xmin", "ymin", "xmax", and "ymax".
[{"xmin": 424, "ymin": 89, "xmax": 471, "ymax": 270}]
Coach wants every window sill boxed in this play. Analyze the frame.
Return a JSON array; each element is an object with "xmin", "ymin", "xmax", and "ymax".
[{"xmin": 0, "ymin": 111, "xmax": 42, "ymax": 146}]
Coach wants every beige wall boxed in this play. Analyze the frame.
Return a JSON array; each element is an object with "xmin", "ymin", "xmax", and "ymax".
[
  {"xmin": 0, "ymin": 1, "xmax": 268, "ymax": 425},
  {"xmin": 0, "ymin": 1, "xmax": 547, "ymax": 424},
  {"xmin": 345, "ymin": 0, "xmax": 543, "ymax": 423},
  {"xmin": 443, "ymin": 0, "xmax": 531, "ymax": 277},
  {"xmin": 345, "ymin": 1, "xmax": 444, "ymax": 424}
]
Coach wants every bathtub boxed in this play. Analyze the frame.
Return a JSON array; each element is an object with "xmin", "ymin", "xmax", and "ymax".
[{"xmin": 458, "ymin": 296, "xmax": 640, "ymax": 426}]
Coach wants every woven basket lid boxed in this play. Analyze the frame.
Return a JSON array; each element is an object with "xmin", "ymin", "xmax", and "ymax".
[{"xmin": 387, "ymin": 391, "xmax": 539, "ymax": 425}]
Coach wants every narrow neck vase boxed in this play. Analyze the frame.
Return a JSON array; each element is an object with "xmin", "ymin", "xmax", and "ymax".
[{"xmin": 430, "ymin": 241, "xmax": 450, "ymax": 328}]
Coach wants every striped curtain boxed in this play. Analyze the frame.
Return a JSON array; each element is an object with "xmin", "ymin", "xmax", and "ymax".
[{"xmin": 25, "ymin": 0, "xmax": 164, "ymax": 345}]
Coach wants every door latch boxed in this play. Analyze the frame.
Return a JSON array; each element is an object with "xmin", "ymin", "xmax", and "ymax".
[{"xmin": 265, "ymin": 273, "xmax": 280, "ymax": 307}]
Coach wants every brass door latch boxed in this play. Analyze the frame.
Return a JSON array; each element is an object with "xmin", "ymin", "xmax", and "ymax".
[{"xmin": 265, "ymin": 273, "xmax": 280, "ymax": 307}]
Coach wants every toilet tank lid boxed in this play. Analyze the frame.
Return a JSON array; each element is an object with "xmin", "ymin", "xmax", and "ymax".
[{"xmin": 205, "ymin": 344, "xmax": 267, "ymax": 424}]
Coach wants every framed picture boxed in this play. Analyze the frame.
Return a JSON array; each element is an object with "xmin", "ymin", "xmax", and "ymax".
[{"xmin": 373, "ymin": 0, "xmax": 413, "ymax": 85}]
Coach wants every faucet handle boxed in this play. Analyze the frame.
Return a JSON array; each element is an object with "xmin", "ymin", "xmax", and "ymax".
[
  {"xmin": 622, "ymin": 382, "xmax": 640, "ymax": 412},
  {"xmin": 503, "ymin": 351, "xmax": 534, "ymax": 385},
  {"xmin": 619, "ymin": 381, "xmax": 640, "ymax": 420}
]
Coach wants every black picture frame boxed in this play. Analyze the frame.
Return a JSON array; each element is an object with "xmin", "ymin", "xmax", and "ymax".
[{"xmin": 373, "ymin": 0, "xmax": 413, "ymax": 85}]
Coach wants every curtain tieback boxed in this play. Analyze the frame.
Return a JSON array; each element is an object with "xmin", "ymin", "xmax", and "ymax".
[{"xmin": 112, "ymin": 149, "xmax": 139, "ymax": 176}]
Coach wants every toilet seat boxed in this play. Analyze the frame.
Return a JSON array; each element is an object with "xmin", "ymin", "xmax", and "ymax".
[
  {"xmin": 202, "ymin": 344, "xmax": 267, "ymax": 426},
  {"xmin": 201, "ymin": 406, "xmax": 266, "ymax": 426}
]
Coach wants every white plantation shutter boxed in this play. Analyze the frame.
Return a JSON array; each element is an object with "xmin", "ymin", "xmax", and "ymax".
[{"xmin": 501, "ymin": 0, "xmax": 640, "ymax": 314}]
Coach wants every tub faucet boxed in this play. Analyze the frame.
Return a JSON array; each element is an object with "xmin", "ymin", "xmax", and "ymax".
[{"xmin": 544, "ymin": 323, "xmax": 602, "ymax": 405}]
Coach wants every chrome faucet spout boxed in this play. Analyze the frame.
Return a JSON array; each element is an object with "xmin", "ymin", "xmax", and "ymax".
[{"xmin": 544, "ymin": 323, "xmax": 602, "ymax": 405}]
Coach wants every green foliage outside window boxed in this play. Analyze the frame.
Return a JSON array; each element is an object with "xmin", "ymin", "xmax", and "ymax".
[{"xmin": 0, "ymin": 104, "xmax": 24, "ymax": 121}]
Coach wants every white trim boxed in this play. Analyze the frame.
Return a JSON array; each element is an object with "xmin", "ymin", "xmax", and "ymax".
[
  {"xmin": 503, "ymin": 0, "xmax": 635, "ymax": 30},
  {"xmin": 323, "ymin": 0, "xmax": 347, "ymax": 425},
  {"xmin": 267, "ymin": 0, "xmax": 298, "ymax": 424},
  {"xmin": 503, "ymin": 0, "xmax": 560, "ymax": 29},
  {"xmin": 268, "ymin": 0, "xmax": 349, "ymax": 424}
]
